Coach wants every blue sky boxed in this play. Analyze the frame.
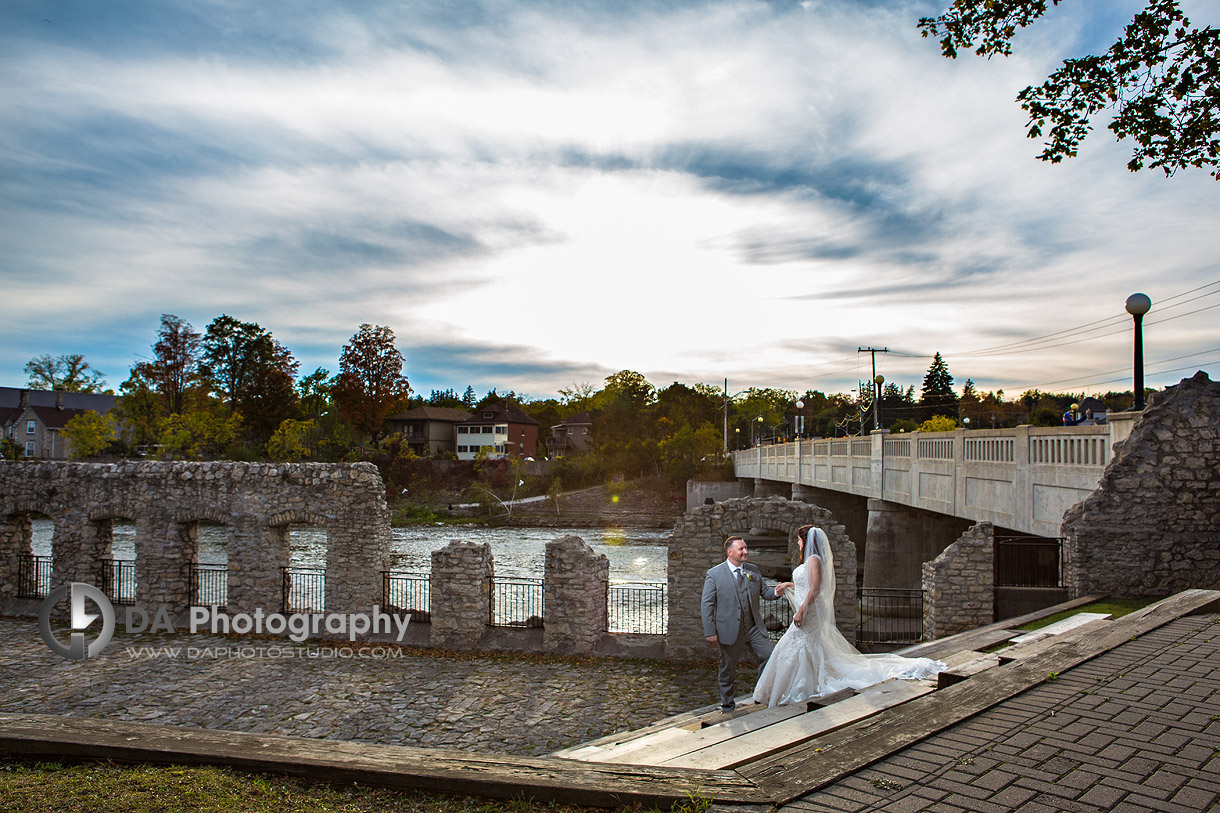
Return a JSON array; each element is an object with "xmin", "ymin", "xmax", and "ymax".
[{"xmin": 2, "ymin": 0, "xmax": 1217, "ymax": 403}]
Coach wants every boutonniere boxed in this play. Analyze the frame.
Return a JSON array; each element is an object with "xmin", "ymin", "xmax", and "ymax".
[{"xmin": 746, "ymin": 572, "xmax": 755, "ymax": 582}]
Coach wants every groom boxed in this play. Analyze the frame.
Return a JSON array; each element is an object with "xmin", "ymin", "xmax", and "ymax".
[{"xmin": 701, "ymin": 536, "xmax": 788, "ymax": 712}]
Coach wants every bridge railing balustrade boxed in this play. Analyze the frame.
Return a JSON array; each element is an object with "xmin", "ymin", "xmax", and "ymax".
[{"xmin": 965, "ymin": 437, "xmax": 1015, "ymax": 463}]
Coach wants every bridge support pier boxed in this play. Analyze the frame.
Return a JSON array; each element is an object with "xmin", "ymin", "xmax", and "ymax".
[
  {"xmin": 753, "ymin": 478, "xmax": 787, "ymax": 499},
  {"xmin": 863, "ymin": 499, "xmax": 971, "ymax": 590}
]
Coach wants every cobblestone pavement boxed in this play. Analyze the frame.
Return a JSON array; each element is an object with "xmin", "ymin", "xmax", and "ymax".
[
  {"xmin": 0, "ymin": 617, "xmax": 720, "ymax": 756},
  {"xmin": 787, "ymin": 614, "xmax": 1220, "ymax": 813}
]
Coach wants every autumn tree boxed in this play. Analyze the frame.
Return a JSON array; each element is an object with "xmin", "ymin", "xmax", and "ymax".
[
  {"xmin": 920, "ymin": 0, "xmax": 1220, "ymax": 178},
  {"xmin": 113, "ymin": 315, "xmax": 204, "ymax": 449},
  {"xmin": 63, "ymin": 411, "xmax": 118, "ymax": 459},
  {"xmin": 333, "ymin": 324, "xmax": 412, "ymax": 443},
  {"xmin": 24, "ymin": 353, "xmax": 108, "ymax": 392}
]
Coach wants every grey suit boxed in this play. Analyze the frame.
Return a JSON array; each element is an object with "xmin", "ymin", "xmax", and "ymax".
[{"xmin": 701, "ymin": 560, "xmax": 778, "ymax": 709}]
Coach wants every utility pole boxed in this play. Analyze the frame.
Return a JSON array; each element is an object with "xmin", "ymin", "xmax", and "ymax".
[{"xmin": 858, "ymin": 347, "xmax": 888, "ymax": 431}]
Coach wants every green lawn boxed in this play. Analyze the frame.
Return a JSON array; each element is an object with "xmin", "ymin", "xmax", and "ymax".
[
  {"xmin": 1015, "ymin": 597, "xmax": 1160, "ymax": 632},
  {"xmin": 0, "ymin": 757, "xmax": 708, "ymax": 813}
]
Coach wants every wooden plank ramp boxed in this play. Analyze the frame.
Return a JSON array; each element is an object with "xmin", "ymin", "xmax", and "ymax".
[
  {"xmin": 658, "ymin": 679, "xmax": 935, "ymax": 770},
  {"xmin": 0, "ymin": 712, "xmax": 768, "ymax": 809}
]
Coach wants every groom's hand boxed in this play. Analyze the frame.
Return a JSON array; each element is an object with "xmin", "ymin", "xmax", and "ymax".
[{"xmin": 706, "ymin": 634, "xmax": 719, "ymax": 646}]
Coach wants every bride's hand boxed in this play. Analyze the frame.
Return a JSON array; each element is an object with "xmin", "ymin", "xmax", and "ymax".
[{"xmin": 793, "ymin": 607, "xmax": 804, "ymax": 628}]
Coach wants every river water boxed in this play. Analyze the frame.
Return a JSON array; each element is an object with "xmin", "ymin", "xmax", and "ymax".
[{"xmin": 29, "ymin": 520, "xmax": 669, "ymax": 584}]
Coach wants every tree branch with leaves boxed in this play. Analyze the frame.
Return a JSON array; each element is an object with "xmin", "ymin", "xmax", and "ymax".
[{"xmin": 920, "ymin": 0, "xmax": 1220, "ymax": 178}]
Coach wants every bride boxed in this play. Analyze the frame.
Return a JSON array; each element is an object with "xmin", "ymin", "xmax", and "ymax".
[{"xmin": 753, "ymin": 524, "xmax": 945, "ymax": 707}]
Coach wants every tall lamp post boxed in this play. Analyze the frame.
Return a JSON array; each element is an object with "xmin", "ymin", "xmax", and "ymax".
[
  {"xmin": 873, "ymin": 375, "xmax": 884, "ymax": 431},
  {"xmin": 796, "ymin": 399, "xmax": 805, "ymax": 439},
  {"xmin": 756, "ymin": 415, "xmax": 764, "ymax": 446},
  {"xmin": 1125, "ymin": 293, "xmax": 1152, "ymax": 411}
]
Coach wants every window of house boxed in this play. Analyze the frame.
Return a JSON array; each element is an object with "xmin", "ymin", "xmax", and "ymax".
[
  {"xmin": 27, "ymin": 420, "xmax": 36, "ymax": 434},
  {"xmin": 481, "ymin": 426, "xmax": 493, "ymax": 433},
  {"xmin": 495, "ymin": 425, "xmax": 507, "ymax": 433},
  {"xmin": 457, "ymin": 426, "xmax": 468, "ymax": 434},
  {"xmin": 25, "ymin": 441, "xmax": 35, "ymax": 457},
  {"xmin": 457, "ymin": 445, "xmax": 467, "ymax": 453}
]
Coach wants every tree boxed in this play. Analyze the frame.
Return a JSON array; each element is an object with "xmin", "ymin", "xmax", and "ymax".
[
  {"xmin": 63, "ymin": 411, "xmax": 117, "ymax": 459},
  {"xmin": 148, "ymin": 314, "xmax": 203, "ymax": 416},
  {"xmin": 920, "ymin": 0, "xmax": 1220, "ymax": 178},
  {"xmin": 920, "ymin": 352, "xmax": 959, "ymax": 422},
  {"xmin": 199, "ymin": 315, "xmax": 300, "ymax": 445},
  {"xmin": 461, "ymin": 386, "xmax": 477, "ymax": 408},
  {"xmin": 24, "ymin": 353, "xmax": 108, "ymax": 392},
  {"xmin": 333, "ymin": 324, "xmax": 412, "ymax": 443}
]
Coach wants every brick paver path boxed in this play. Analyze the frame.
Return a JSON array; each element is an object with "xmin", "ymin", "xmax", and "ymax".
[{"xmin": 787, "ymin": 615, "xmax": 1220, "ymax": 813}]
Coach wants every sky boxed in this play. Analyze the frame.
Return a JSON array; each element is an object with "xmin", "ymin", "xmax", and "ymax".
[{"xmin": 2, "ymin": 0, "xmax": 1217, "ymax": 405}]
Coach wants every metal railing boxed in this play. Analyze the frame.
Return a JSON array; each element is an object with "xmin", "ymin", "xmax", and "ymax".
[
  {"xmin": 190, "ymin": 563, "xmax": 228, "ymax": 608},
  {"xmin": 995, "ymin": 537, "xmax": 1063, "ymax": 587},
  {"xmin": 282, "ymin": 567, "xmax": 326, "ymax": 613},
  {"xmin": 761, "ymin": 592, "xmax": 795, "ymax": 642},
  {"xmin": 17, "ymin": 553, "xmax": 51, "ymax": 598},
  {"xmin": 101, "ymin": 559, "xmax": 137, "ymax": 605},
  {"xmin": 490, "ymin": 576, "xmax": 544, "ymax": 628},
  {"xmin": 607, "ymin": 582, "xmax": 667, "ymax": 634},
  {"xmin": 857, "ymin": 588, "xmax": 925, "ymax": 645},
  {"xmin": 382, "ymin": 571, "xmax": 431, "ymax": 621}
]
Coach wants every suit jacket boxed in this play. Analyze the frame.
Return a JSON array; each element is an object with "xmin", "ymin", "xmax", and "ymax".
[{"xmin": 701, "ymin": 560, "xmax": 778, "ymax": 646}]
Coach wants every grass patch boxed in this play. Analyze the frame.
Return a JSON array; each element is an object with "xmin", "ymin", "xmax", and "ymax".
[
  {"xmin": 0, "ymin": 757, "xmax": 597, "ymax": 813},
  {"xmin": 1015, "ymin": 597, "xmax": 1160, "ymax": 632}
]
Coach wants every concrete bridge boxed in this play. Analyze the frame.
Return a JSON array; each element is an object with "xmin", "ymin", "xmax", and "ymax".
[{"xmin": 722, "ymin": 412, "xmax": 1143, "ymax": 593}]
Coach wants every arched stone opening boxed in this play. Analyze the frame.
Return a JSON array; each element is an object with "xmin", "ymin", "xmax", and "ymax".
[
  {"xmin": 0, "ymin": 506, "xmax": 50, "ymax": 600},
  {"xmin": 175, "ymin": 509, "xmax": 233, "ymax": 609},
  {"xmin": 665, "ymin": 496, "xmax": 857, "ymax": 661}
]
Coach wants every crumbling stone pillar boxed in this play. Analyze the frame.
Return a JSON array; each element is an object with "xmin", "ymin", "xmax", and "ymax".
[
  {"xmin": 543, "ymin": 534, "xmax": 608, "ymax": 654},
  {"xmin": 922, "ymin": 522, "xmax": 995, "ymax": 640},
  {"xmin": 430, "ymin": 540, "xmax": 493, "ymax": 649},
  {"xmin": 0, "ymin": 513, "xmax": 32, "ymax": 602}
]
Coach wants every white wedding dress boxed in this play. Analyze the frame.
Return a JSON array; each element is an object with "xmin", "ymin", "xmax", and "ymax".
[{"xmin": 753, "ymin": 528, "xmax": 945, "ymax": 707}]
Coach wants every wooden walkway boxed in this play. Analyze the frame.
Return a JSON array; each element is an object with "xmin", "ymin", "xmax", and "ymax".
[{"xmin": 4, "ymin": 589, "xmax": 1219, "ymax": 808}]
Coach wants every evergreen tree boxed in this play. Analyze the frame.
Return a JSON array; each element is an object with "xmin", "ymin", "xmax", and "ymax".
[
  {"xmin": 461, "ymin": 386, "xmax": 477, "ymax": 408},
  {"xmin": 919, "ymin": 352, "xmax": 959, "ymax": 422}
]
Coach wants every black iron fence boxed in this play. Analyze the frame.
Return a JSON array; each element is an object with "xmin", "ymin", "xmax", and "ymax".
[
  {"xmin": 190, "ymin": 563, "xmax": 228, "ymax": 608},
  {"xmin": 761, "ymin": 591, "xmax": 795, "ymax": 642},
  {"xmin": 608, "ymin": 582, "xmax": 667, "ymax": 634},
  {"xmin": 382, "ymin": 571, "xmax": 431, "ymax": 621},
  {"xmin": 16, "ymin": 553, "xmax": 51, "ymax": 598},
  {"xmin": 282, "ymin": 567, "xmax": 326, "ymax": 613},
  {"xmin": 857, "ymin": 588, "xmax": 925, "ymax": 645},
  {"xmin": 101, "ymin": 559, "xmax": 136, "ymax": 606},
  {"xmin": 490, "ymin": 576, "xmax": 544, "ymax": 628},
  {"xmin": 995, "ymin": 536, "xmax": 1063, "ymax": 587}
]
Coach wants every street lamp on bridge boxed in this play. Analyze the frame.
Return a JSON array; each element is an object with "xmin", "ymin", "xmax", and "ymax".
[{"xmin": 1125, "ymin": 293, "xmax": 1152, "ymax": 411}]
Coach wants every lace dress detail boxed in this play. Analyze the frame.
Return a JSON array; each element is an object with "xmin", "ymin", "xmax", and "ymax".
[{"xmin": 753, "ymin": 552, "xmax": 945, "ymax": 707}]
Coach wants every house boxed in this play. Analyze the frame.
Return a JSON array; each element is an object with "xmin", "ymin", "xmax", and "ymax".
[
  {"xmin": 546, "ymin": 411, "xmax": 594, "ymax": 458},
  {"xmin": 383, "ymin": 406, "xmax": 472, "ymax": 456},
  {"xmin": 0, "ymin": 388, "xmax": 118, "ymax": 460},
  {"xmin": 455, "ymin": 401, "xmax": 539, "ymax": 461}
]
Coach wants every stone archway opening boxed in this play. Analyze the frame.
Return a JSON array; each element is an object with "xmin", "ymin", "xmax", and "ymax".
[
  {"xmin": 284, "ymin": 518, "xmax": 329, "ymax": 613},
  {"xmin": 6, "ymin": 510, "xmax": 52, "ymax": 598}
]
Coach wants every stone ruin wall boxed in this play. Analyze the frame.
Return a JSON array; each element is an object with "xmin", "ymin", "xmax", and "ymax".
[
  {"xmin": 1061, "ymin": 371, "xmax": 1220, "ymax": 598},
  {"xmin": 666, "ymin": 496, "xmax": 856, "ymax": 661},
  {"xmin": 0, "ymin": 461, "xmax": 390, "ymax": 616},
  {"xmin": 922, "ymin": 522, "xmax": 995, "ymax": 640}
]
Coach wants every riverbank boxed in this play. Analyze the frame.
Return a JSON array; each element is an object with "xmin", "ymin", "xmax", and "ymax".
[{"xmin": 397, "ymin": 477, "xmax": 686, "ymax": 529}]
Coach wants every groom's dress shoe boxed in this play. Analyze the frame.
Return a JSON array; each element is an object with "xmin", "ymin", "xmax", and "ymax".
[{"xmin": 721, "ymin": 703, "xmax": 735, "ymax": 713}]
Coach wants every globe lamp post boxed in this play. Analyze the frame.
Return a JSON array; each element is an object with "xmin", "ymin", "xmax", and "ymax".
[
  {"xmin": 796, "ymin": 399, "xmax": 805, "ymax": 439},
  {"xmin": 1125, "ymin": 293, "xmax": 1152, "ymax": 411},
  {"xmin": 873, "ymin": 375, "xmax": 884, "ymax": 431}
]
